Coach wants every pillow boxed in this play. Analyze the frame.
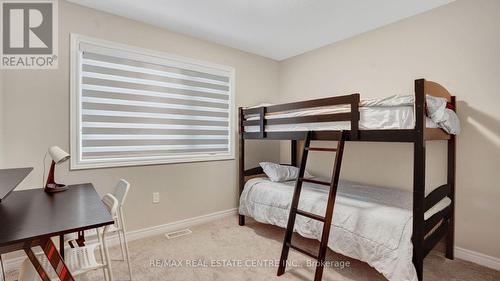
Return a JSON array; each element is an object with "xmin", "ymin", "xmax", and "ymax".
[
  {"xmin": 426, "ymin": 95, "xmax": 447, "ymax": 123},
  {"xmin": 425, "ymin": 95, "xmax": 461, "ymax": 134},
  {"xmin": 259, "ymin": 162, "xmax": 312, "ymax": 182}
]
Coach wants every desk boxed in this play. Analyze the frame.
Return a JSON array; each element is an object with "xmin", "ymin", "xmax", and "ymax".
[{"xmin": 0, "ymin": 183, "xmax": 114, "ymax": 281}]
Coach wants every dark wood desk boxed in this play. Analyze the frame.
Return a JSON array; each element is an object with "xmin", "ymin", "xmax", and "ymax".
[{"xmin": 0, "ymin": 183, "xmax": 114, "ymax": 281}]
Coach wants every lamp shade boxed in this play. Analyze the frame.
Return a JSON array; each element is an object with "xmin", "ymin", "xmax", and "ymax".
[{"xmin": 48, "ymin": 146, "xmax": 70, "ymax": 164}]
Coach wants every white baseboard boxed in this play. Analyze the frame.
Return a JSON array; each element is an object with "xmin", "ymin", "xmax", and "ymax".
[
  {"xmin": 455, "ymin": 246, "xmax": 500, "ymax": 271},
  {"xmin": 116, "ymin": 208, "xmax": 237, "ymax": 245},
  {"xmin": 2, "ymin": 208, "xmax": 237, "ymax": 272}
]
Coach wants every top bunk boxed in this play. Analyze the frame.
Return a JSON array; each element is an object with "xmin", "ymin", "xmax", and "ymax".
[{"xmin": 239, "ymin": 79, "xmax": 459, "ymax": 142}]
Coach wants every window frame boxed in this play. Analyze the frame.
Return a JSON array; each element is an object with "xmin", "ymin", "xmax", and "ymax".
[{"xmin": 70, "ymin": 34, "xmax": 235, "ymax": 170}]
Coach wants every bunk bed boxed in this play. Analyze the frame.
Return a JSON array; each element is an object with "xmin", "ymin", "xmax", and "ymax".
[{"xmin": 237, "ymin": 79, "xmax": 457, "ymax": 281}]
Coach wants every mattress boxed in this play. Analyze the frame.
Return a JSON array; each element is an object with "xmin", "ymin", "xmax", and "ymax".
[
  {"xmin": 245, "ymin": 105, "xmax": 439, "ymax": 132},
  {"xmin": 239, "ymin": 177, "xmax": 451, "ymax": 281},
  {"xmin": 244, "ymin": 95, "xmax": 460, "ymax": 134}
]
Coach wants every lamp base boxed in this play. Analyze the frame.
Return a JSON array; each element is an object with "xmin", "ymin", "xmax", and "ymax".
[{"xmin": 44, "ymin": 183, "xmax": 69, "ymax": 193}]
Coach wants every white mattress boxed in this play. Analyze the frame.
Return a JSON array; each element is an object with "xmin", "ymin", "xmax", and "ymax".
[
  {"xmin": 244, "ymin": 95, "xmax": 460, "ymax": 134},
  {"xmin": 245, "ymin": 105, "xmax": 439, "ymax": 132},
  {"xmin": 239, "ymin": 177, "xmax": 451, "ymax": 281}
]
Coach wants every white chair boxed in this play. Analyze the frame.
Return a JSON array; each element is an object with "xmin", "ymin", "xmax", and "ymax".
[
  {"xmin": 18, "ymin": 195, "xmax": 119, "ymax": 281},
  {"xmin": 106, "ymin": 179, "xmax": 133, "ymax": 281},
  {"xmin": 68, "ymin": 180, "xmax": 132, "ymax": 266},
  {"xmin": 54, "ymin": 180, "xmax": 132, "ymax": 281}
]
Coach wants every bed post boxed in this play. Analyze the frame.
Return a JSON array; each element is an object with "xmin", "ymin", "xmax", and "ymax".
[
  {"xmin": 238, "ymin": 107, "xmax": 246, "ymax": 226},
  {"xmin": 350, "ymin": 93, "xmax": 360, "ymax": 140},
  {"xmin": 446, "ymin": 96, "xmax": 456, "ymax": 259},
  {"xmin": 291, "ymin": 140, "xmax": 298, "ymax": 167},
  {"xmin": 413, "ymin": 79, "xmax": 426, "ymax": 281}
]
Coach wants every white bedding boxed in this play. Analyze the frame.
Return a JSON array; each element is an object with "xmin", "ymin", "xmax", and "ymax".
[
  {"xmin": 244, "ymin": 95, "xmax": 460, "ymax": 134},
  {"xmin": 239, "ymin": 177, "xmax": 451, "ymax": 281}
]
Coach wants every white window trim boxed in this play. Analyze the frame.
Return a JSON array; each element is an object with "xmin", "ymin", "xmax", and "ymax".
[{"xmin": 70, "ymin": 34, "xmax": 236, "ymax": 170}]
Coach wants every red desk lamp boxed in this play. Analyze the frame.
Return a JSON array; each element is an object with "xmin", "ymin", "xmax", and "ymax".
[{"xmin": 45, "ymin": 146, "xmax": 70, "ymax": 193}]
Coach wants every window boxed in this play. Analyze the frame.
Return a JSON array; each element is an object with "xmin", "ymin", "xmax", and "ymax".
[{"xmin": 70, "ymin": 34, "xmax": 235, "ymax": 169}]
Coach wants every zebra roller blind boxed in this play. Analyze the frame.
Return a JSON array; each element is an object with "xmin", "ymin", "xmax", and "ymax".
[{"xmin": 71, "ymin": 35, "xmax": 234, "ymax": 169}]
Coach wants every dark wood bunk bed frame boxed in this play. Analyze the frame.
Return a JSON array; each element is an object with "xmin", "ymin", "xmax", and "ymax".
[{"xmin": 237, "ymin": 79, "xmax": 456, "ymax": 281}]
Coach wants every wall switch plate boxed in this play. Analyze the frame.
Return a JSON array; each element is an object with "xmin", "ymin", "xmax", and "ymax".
[{"xmin": 152, "ymin": 192, "xmax": 160, "ymax": 203}]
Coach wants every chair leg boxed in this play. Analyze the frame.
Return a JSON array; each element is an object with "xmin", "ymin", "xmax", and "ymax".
[
  {"xmin": 120, "ymin": 209, "xmax": 133, "ymax": 281},
  {"xmin": 117, "ymin": 230, "xmax": 126, "ymax": 261},
  {"xmin": 97, "ymin": 229, "xmax": 109, "ymax": 281},
  {"xmin": 102, "ymin": 227, "xmax": 115, "ymax": 281},
  {"xmin": 122, "ymin": 230, "xmax": 133, "ymax": 281}
]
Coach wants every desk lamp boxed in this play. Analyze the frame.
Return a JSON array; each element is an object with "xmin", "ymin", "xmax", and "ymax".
[{"xmin": 45, "ymin": 146, "xmax": 70, "ymax": 193}]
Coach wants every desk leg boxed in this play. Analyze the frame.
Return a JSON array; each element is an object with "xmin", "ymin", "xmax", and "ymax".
[
  {"xmin": 1, "ymin": 254, "xmax": 6, "ymax": 281},
  {"xmin": 76, "ymin": 231, "xmax": 86, "ymax": 247},
  {"xmin": 24, "ymin": 239, "xmax": 75, "ymax": 281},
  {"xmin": 59, "ymin": 234, "xmax": 65, "ymax": 259},
  {"xmin": 24, "ymin": 247, "xmax": 51, "ymax": 281}
]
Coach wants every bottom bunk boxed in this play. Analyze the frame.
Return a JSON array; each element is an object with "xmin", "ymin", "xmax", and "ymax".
[{"xmin": 239, "ymin": 177, "xmax": 451, "ymax": 281}]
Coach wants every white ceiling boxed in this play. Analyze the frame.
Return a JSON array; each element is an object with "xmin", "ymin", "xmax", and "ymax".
[{"xmin": 68, "ymin": 0, "xmax": 453, "ymax": 60}]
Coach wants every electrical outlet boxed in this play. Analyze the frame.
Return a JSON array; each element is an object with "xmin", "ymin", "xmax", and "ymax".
[{"xmin": 152, "ymin": 192, "xmax": 160, "ymax": 203}]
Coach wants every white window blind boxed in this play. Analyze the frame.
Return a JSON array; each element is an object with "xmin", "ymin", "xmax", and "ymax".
[{"xmin": 70, "ymin": 35, "xmax": 234, "ymax": 169}]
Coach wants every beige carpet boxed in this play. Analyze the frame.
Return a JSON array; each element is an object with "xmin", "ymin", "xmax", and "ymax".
[{"xmin": 6, "ymin": 215, "xmax": 500, "ymax": 281}]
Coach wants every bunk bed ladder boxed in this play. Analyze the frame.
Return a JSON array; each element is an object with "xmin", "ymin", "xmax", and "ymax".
[{"xmin": 277, "ymin": 130, "xmax": 346, "ymax": 281}]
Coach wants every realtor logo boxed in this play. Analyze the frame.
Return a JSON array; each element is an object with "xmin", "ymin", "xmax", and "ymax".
[{"xmin": 1, "ymin": 0, "xmax": 58, "ymax": 69}]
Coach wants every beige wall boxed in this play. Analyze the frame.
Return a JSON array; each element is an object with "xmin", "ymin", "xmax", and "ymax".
[
  {"xmin": 278, "ymin": 0, "xmax": 500, "ymax": 259},
  {"xmin": 1, "ymin": 0, "xmax": 499, "ymax": 263},
  {"xmin": 0, "ymin": 0, "xmax": 280, "ymax": 232}
]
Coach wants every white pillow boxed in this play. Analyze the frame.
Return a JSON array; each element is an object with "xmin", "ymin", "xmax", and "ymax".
[
  {"xmin": 426, "ymin": 95, "xmax": 448, "ymax": 123},
  {"xmin": 440, "ymin": 108, "xmax": 461, "ymax": 134},
  {"xmin": 259, "ymin": 162, "xmax": 312, "ymax": 182},
  {"xmin": 425, "ymin": 95, "xmax": 461, "ymax": 134}
]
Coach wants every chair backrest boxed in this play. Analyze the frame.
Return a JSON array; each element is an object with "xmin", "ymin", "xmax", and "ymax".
[
  {"xmin": 102, "ymin": 193, "xmax": 119, "ymax": 218},
  {"xmin": 113, "ymin": 179, "xmax": 130, "ymax": 207}
]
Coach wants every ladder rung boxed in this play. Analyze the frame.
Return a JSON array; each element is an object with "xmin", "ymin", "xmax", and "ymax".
[
  {"xmin": 301, "ymin": 178, "xmax": 331, "ymax": 186},
  {"xmin": 306, "ymin": 147, "xmax": 337, "ymax": 152},
  {"xmin": 286, "ymin": 242, "xmax": 318, "ymax": 259},
  {"xmin": 296, "ymin": 209, "xmax": 325, "ymax": 222}
]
